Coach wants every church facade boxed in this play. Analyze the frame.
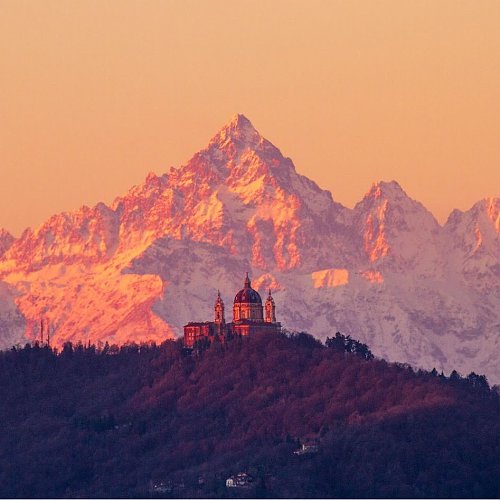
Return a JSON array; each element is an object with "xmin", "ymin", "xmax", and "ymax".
[{"xmin": 183, "ymin": 274, "xmax": 281, "ymax": 349}]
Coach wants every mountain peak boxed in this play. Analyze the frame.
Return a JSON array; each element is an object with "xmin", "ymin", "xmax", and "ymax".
[
  {"xmin": 367, "ymin": 180, "xmax": 406, "ymax": 199},
  {"xmin": 446, "ymin": 196, "xmax": 500, "ymax": 235},
  {"xmin": 360, "ymin": 180, "xmax": 439, "ymax": 226},
  {"xmin": 0, "ymin": 228, "xmax": 15, "ymax": 257},
  {"xmin": 228, "ymin": 113, "xmax": 253, "ymax": 129},
  {"xmin": 208, "ymin": 113, "xmax": 262, "ymax": 151},
  {"xmin": 0, "ymin": 228, "xmax": 14, "ymax": 239}
]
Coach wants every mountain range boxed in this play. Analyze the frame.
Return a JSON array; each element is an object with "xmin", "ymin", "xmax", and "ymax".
[{"xmin": 0, "ymin": 114, "xmax": 498, "ymax": 382}]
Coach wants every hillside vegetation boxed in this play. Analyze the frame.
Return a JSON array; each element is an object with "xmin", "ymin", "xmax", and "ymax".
[{"xmin": 0, "ymin": 331, "xmax": 498, "ymax": 498}]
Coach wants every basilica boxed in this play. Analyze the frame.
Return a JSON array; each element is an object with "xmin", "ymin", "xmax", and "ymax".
[{"xmin": 183, "ymin": 273, "xmax": 281, "ymax": 349}]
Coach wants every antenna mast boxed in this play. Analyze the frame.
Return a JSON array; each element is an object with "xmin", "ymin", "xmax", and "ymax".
[
  {"xmin": 40, "ymin": 318, "xmax": 44, "ymax": 345},
  {"xmin": 40, "ymin": 317, "xmax": 50, "ymax": 346}
]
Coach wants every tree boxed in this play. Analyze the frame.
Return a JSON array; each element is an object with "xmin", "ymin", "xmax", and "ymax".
[
  {"xmin": 466, "ymin": 372, "xmax": 489, "ymax": 391},
  {"xmin": 325, "ymin": 332, "xmax": 373, "ymax": 360}
]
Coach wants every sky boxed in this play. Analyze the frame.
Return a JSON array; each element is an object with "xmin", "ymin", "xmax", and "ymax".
[{"xmin": 1, "ymin": 0, "xmax": 499, "ymax": 236}]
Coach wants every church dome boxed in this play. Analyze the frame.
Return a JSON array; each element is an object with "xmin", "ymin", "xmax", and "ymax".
[{"xmin": 234, "ymin": 273, "xmax": 262, "ymax": 304}]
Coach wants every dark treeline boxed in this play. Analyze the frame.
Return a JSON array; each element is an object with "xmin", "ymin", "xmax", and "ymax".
[{"xmin": 0, "ymin": 331, "xmax": 498, "ymax": 498}]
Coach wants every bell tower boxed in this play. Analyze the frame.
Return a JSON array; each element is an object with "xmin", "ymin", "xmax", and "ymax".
[
  {"xmin": 214, "ymin": 290, "xmax": 225, "ymax": 324},
  {"xmin": 265, "ymin": 289, "xmax": 276, "ymax": 323}
]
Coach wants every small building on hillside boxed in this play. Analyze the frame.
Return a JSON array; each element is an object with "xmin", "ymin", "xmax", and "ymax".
[
  {"xmin": 226, "ymin": 472, "xmax": 254, "ymax": 488},
  {"xmin": 149, "ymin": 479, "xmax": 185, "ymax": 496},
  {"xmin": 293, "ymin": 436, "xmax": 320, "ymax": 455},
  {"xmin": 149, "ymin": 481, "xmax": 172, "ymax": 495},
  {"xmin": 184, "ymin": 274, "xmax": 281, "ymax": 349}
]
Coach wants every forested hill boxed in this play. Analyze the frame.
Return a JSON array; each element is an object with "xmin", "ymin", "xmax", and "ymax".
[{"xmin": 0, "ymin": 332, "xmax": 498, "ymax": 498}]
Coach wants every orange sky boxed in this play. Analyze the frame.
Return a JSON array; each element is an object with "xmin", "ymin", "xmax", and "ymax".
[{"xmin": 1, "ymin": 0, "xmax": 499, "ymax": 235}]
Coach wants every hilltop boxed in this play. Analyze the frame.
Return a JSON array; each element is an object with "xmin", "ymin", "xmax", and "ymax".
[{"xmin": 0, "ymin": 332, "xmax": 497, "ymax": 498}]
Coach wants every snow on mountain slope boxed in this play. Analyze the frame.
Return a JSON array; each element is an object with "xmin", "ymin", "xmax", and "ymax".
[
  {"xmin": 125, "ymin": 236, "xmax": 252, "ymax": 330},
  {"xmin": 111, "ymin": 113, "xmax": 358, "ymax": 272},
  {"xmin": 1, "ymin": 261, "xmax": 172, "ymax": 348},
  {"xmin": 444, "ymin": 197, "xmax": 499, "ymax": 289},
  {"xmin": 0, "ymin": 281, "xmax": 25, "ymax": 346},
  {"xmin": 0, "ymin": 114, "xmax": 498, "ymax": 383},
  {"xmin": 353, "ymin": 181, "xmax": 444, "ymax": 275},
  {"xmin": 3, "ymin": 204, "xmax": 120, "ymax": 271}
]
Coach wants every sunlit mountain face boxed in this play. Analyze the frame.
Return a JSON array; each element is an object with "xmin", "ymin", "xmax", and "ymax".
[{"xmin": 0, "ymin": 114, "xmax": 498, "ymax": 382}]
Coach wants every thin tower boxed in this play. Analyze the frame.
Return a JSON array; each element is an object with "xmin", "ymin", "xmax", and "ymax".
[
  {"xmin": 40, "ymin": 317, "xmax": 50, "ymax": 346},
  {"xmin": 40, "ymin": 318, "xmax": 44, "ymax": 344}
]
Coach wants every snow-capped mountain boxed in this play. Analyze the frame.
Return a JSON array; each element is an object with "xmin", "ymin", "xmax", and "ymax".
[{"xmin": 0, "ymin": 114, "xmax": 498, "ymax": 382}]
